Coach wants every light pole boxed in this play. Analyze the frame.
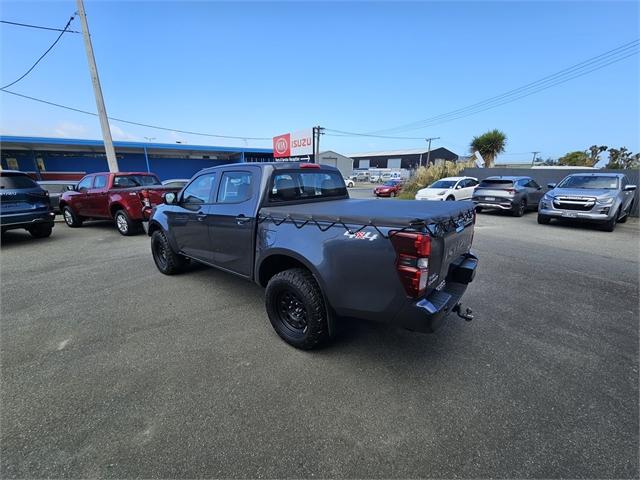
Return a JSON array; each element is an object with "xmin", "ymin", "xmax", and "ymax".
[
  {"xmin": 143, "ymin": 137, "xmax": 156, "ymax": 173},
  {"xmin": 531, "ymin": 151, "xmax": 540, "ymax": 166},
  {"xmin": 423, "ymin": 137, "xmax": 441, "ymax": 167}
]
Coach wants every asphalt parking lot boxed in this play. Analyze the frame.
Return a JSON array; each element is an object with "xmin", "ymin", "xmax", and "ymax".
[{"xmin": 1, "ymin": 209, "xmax": 638, "ymax": 478}]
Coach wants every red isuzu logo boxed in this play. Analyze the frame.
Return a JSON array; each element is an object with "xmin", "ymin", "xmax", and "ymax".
[{"xmin": 273, "ymin": 134, "xmax": 291, "ymax": 158}]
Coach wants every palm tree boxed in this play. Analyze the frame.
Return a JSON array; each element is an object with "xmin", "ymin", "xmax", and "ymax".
[{"xmin": 470, "ymin": 129, "xmax": 507, "ymax": 167}]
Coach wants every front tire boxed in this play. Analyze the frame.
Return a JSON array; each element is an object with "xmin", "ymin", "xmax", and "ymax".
[
  {"xmin": 151, "ymin": 230, "xmax": 189, "ymax": 274},
  {"xmin": 603, "ymin": 209, "xmax": 619, "ymax": 232},
  {"xmin": 28, "ymin": 224, "xmax": 53, "ymax": 238},
  {"xmin": 537, "ymin": 214, "xmax": 551, "ymax": 225},
  {"xmin": 265, "ymin": 268, "xmax": 331, "ymax": 350},
  {"xmin": 446, "ymin": 195, "xmax": 455, "ymax": 201},
  {"xmin": 114, "ymin": 209, "xmax": 140, "ymax": 236},
  {"xmin": 63, "ymin": 206, "xmax": 83, "ymax": 228}
]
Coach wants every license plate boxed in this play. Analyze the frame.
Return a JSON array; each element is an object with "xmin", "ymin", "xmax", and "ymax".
[
  {"xmin": 484, "ymin": 197, "xmax": 495, "ymax": 201},
  {"xmin": 561, "ymin": 211, "xmax": 577, "ymax": 218}
]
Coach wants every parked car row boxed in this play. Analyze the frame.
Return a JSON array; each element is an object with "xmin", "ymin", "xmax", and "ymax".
[{"xmin": 414, "ymin": 173, "xmax": 636, "ymax": 232}]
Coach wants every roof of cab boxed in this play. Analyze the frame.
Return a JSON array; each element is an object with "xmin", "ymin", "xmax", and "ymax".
[
  {"xmin": 483, "ymin": 175, "xmax": 532, "ymax": 181},
  {"xmin": 197, "ymin": 162, "xmax": 339, "ymax": 176}
]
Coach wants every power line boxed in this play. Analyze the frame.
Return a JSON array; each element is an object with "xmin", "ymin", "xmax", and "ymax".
[
  {"xmin": 1, "ymin": 15, "xmax": 76, "ymax": 90},
  {"xmin": 357, "ymin": 39, "xmax": 639, "ymax": 135},
  {"xmin": 324, "ymin": 128, "xmax": 427, "ymax": 140},
  {"xmin": 0, "ymin": 19, "xmax": 81, "ymax": 34},
  {"xmin": 0, "ymin": 89, "xmax": 272, "ymax": 141}
]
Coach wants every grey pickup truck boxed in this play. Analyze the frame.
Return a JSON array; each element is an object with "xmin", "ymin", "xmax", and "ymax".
[{"xmin": 147, "ymin": 162, "xmax": 478, "ymax": 349}]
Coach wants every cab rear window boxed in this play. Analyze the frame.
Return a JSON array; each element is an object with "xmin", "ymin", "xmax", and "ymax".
[
  {"xmin": 0, "ymin": 174, "xmax": 38, "ymax": 189},
  {"xmin": 270, "ymin": 171, "xmax": 347, "ymax": 202}
]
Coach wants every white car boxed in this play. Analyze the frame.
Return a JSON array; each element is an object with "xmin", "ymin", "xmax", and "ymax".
[
  {"xmin": 344, "ymin": 178, "xmax": 355, "ymax": 188},
  {"xmin": 415, "ymin": 176, "xmax": 479, "ymax": 201}
]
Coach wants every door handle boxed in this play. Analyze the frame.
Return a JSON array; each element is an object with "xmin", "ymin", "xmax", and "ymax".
[
  {"xmin": 197, "ymin": 212, "xmax": 207, "ymax": 222},
  {"xmin": 235, "ymin": 215, "xmax": 251, "ymax": 224}
]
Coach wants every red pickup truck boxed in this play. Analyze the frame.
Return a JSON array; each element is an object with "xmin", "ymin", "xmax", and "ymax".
[{"xmin": 59, "ymin": 172, "xmax": 181, "ymax": 235}]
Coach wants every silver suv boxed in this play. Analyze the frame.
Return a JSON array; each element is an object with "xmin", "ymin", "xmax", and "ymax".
[{"xmin": 538, "ymin": 173, "xmax": 636, "ymax": 231}]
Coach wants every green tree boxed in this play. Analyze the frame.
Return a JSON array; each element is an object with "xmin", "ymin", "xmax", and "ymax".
[
  {"xmin": 470, "ymin": 129, "xmax": 507, "ymax": 168},
  {"xmin": 557, "ymin": 151, "xmax": 590, "ymax": 166},
  {"xmin": 606, "ymin": 147, "xmax": 640, "ymax": 169}
]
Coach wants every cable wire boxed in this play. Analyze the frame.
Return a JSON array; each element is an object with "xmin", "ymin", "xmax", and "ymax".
[
  {"xmin": 337, "ymin": 39, "xmax": 639, "ymax": 136},
  {"xmin": 0, "ymin": 19, "xmax": 81, "ymax": 34},
  {"xmin": 0, "ymin": 89, "xmax": 272, "ymax": 141},
  {"xmin": 1, "ymin": 15, "xmax": 76, "ymax": 90}
]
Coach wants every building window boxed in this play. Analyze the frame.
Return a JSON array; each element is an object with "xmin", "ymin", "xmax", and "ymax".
[
  {"xmin": 6, "ymin": 158, "xmax": 19, "ymax": 170},
  {"xmin": 359, "ymin": 159, "xmax": 370, "ymax": 169},
  {"xmin": 36, "ymin": 157, "xmax": 46, "ymax": 171}
]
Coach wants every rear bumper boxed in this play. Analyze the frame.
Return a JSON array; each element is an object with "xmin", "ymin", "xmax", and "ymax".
[
  {"xmin": 393, "ymin": 252, "xmax": 478, "ymax": 333},
  {"xmin": 1, "ymin": 210, "xmax": 55, "ymax": 230},
  {"xmin": 474, "ymin": 199, "xmax": 514, "ymax": 210}
]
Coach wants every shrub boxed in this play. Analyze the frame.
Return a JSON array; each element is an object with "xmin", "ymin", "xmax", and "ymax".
[{"xmin": 398, "ymin": 160, "xmax": 474, "ymax": 199}]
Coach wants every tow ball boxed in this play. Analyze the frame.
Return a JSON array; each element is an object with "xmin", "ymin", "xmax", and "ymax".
[{"xmin": 453, "ymin": 303, "xmax": 474, "ymax": 322}]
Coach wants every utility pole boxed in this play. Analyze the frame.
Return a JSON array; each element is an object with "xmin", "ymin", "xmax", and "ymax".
[
  {"xmin": 312, "ymin": 126, "xmax": 323, "ymax": 163},
  {"xmin": 76, "ymin": 0, "xmax": 118, "ymax": 172},
  {"xmin": 424, "ymin": 136, "xmax": 441, "ymax": 167},
  {"xmin": 531, "ymin": 151, "xmax": 540, "ymax": 166}
]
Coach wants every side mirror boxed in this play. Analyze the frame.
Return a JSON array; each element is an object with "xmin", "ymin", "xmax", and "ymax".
[
  {"xmin": 537, "ymin": 186, "xmax": 542, "ymax": 190},
  {"xmin": 455, "ymin": 185, "xmax": 462, "ymax": 189},
  {"xmin": 624, "ymin": 184, "xmax": 637, "ymax": 191},
  {"xmin": 66, "ymin": 185, "xmax": 76, "ymax": 191},
  {"xmin": 547, "ymin": 183, "xmax": 556, "ymax": 189},
  {"xmin": 164, "ymin": 192, "xmax": 177, "ymax": 204}
]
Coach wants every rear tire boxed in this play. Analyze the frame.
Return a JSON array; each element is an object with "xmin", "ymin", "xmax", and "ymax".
[
  {"xmin": 63, "ymin": 206, "xmax": 83, "ymax": 228},
  {"xmin": 28, "ymin": 224, "xmax": 53, "ymax": 238},
  {"xmin": 513, "ymin": 200, "xmax": 526, "ymax": 217},
  {"xmin": 537, "ymin": 214, "xmax": 551, "ymax": 225},
  {"xmin": 151, "ymin": 230, "xmax": 189, "ymax": 274},
  {"xmin": 114, "ymin": 209, "xmax": 140, "ymax": 236},
  {"xmin": 265, "ymin": 268, "xmax": 331, "ymax": 350}
]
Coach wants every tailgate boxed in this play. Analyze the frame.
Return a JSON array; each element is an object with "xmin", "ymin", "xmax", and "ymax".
[
  {"xmin": 427, "ymin": 221, "xmax": 474, "ymax": 292},
  {"xmin": 474, "ymin": 187, "xmax": 513, "ymax": 199}
]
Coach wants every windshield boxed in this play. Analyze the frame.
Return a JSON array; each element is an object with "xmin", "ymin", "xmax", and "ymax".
[
  {"xmin": 0, "ymin": 174, "xmax": 39, "ymax": 189},
  {"xmin": 479, "ymin": 179, "xmax": 514, "ymax": 188},
  {"xmin": 113, "ymin": 174, "xmax": 161, "ymax": 188},
  {"xmin": 382, "ymin": 181, "xmax": 397, "ymax": 186},
  {"xmin": 270, "ymin": 170, "xmax": 347, "ymax": 202},
  {"xmin": 429, "ymin": 180, "xmax": 456, "ymax": 189},
  {"xmin": 557, "ymin": 175, "xmax": 619, "ymax": 190}
]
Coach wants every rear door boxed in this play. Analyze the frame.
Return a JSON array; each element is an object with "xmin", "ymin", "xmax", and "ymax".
[
  {"xmin": 168, "ymin": 172, "xmax": 218, "ymax": 263},
  {"xmin": 208, "ymin": 168, "xmax": 260, "ymax": 277}
]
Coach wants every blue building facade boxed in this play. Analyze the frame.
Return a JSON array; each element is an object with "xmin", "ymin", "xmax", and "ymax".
[{"xmin": 0, "ymin": 136, "xmax": 273, "ymax": 180}]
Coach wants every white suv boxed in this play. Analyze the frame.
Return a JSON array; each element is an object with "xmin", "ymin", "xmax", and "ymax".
[{"xmin": 415, "ymin": 176, "xmax": 479, "ymax": 201}]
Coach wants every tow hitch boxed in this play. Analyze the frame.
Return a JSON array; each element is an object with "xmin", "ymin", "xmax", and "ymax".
[{"xmin": 453, "ymin": 303, "xmax": 474, "ymax": 322}]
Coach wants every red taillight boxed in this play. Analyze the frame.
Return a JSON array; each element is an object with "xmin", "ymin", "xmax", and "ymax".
[
  {"xmin": 300, "ymin": 163, "xmax": 320, "ymax": 169},
  {"xmin": 390, "ymin": 232, "xmax": 431, "ymax": 297},
  {"xmin": 138, "ymin": 190, "xmax": 151, "ymax": 207},
  {"xmin": 506, "ymin": 188, "xmax": 515, "ymax": 194}
]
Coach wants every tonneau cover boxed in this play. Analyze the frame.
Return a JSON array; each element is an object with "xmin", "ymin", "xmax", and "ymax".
[{"xmin": 260, "ymin": 199, "xmax": 475, "ymax": 233}]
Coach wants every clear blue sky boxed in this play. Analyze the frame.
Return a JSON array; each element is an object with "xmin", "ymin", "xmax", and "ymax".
[{"xmin": 1, "ymin": 1, "xmax": 638, "ymax": 163}]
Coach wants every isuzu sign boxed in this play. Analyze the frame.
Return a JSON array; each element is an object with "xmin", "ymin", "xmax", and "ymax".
[{"xmin": 273, "ymin": 128, "xmax": 313, "ymax": 158}]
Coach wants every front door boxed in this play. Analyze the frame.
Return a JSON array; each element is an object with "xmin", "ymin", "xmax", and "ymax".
[
  {"xmin": 73, "ymin": 175, "xmax": 94, "ymax": 216},
  {"xmin": 168, "ymin": 172, "xmax": 217, "ymax": 263},
  {"xmin": 85, "ymin": 174, "xmax": 109, "ymax": 218},
  {"xmin": 208, "ymin": 169, "xmax": 259, "ymax": 277},
  {"xmin": 526, "ymin": 179, "xmax": 544, "ymax": 206}
]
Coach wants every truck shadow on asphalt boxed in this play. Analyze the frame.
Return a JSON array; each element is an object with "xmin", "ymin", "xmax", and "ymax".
[{"xmin": 0, "ymin": 230, "xmax": 61, "ymax": 247}]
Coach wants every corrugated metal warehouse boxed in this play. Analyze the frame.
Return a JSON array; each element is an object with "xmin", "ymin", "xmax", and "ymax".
[
  {"xmin": 0, "ymin": 136, "xmax": 274, "ymax": 180},
  {"xmin": 349, "ymin": 147, "xmax": 459, "ymax": 170}
]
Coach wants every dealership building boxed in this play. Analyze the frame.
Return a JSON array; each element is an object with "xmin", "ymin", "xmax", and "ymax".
[
  {"xmin": 349, "ymin": 147, "xmax": 459, "ymax": 170},
  {"xmin": 0, "ymin": 136, "xmax": 274, "ymax": 180}
]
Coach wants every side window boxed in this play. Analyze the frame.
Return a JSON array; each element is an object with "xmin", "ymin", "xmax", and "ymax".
[
  {"xmin": 621, "ymin": 176, "xmax": 627, "ymax": 189},
  {"xmin": 93, "ymin": 175, "xmax": 107, "ymax": 189},
  {"xmin": 527, "ymin": 179, "xmax": 540, "ymax": 189},
  {"xmin": 77, "ymin": 176, "xmax": 93, "ymax": 192},
  {"xmin": 457, "ymin": 179, "xmax": 468, "ymax": 189},
  {"xmin": 182, "ymin": 173, "xmax": 216, "ymax": 205},
  {"xmin": 516, "ymin": 179, "xmax": 528, "ymax": 187},
  {"xmin": 217, "ymin": 171, "xmax": 253, "ymax": 204},
  {"xmin": 468, "ymin": 179, "xmax": 479, "ymax": 187}
]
